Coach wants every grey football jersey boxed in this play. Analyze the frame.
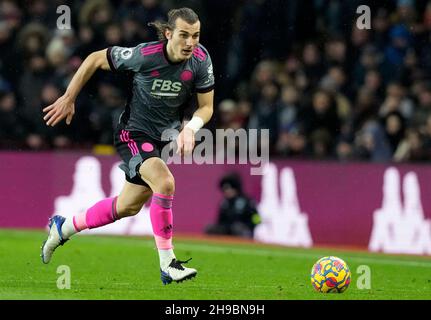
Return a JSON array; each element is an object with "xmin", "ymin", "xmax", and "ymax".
[{"xmin": 107, "ymin": 41, "xmax": 214, "ymax": 141}]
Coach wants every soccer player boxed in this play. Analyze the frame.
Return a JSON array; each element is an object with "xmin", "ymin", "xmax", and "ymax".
[{"xmin": 41, "ymin": 7, "xmax": 214, "ymax": 285}]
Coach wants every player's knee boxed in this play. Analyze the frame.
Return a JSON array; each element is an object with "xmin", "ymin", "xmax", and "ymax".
[{"xmin": 157, "ymin": 174, "xmax": 175, "ymax": 195}]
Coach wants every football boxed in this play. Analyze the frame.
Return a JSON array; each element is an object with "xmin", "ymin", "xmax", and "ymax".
[{"xmin": 311, "ymin": 256, "xmax": 351, "ymax": 293}]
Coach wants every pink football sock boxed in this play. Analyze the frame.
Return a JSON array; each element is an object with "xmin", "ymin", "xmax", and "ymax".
[
  {"xmin": 150, "ymin": 193, "xmax": 174, "ymax": 250},
  {"xmin": 73, "ymin": 197, "xmax": 119, "ymax": 231}
]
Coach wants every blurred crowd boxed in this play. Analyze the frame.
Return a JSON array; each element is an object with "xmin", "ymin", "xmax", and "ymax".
[{"xmin": 1, "ymin": 0, "xmax": 431, "ymax": 162}]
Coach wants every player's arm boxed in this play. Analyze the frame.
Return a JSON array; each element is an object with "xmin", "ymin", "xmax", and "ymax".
[
  {"xmin": 192, "ymin": 90, "xmax": 214, "ymax": 125},
  {"xmin": 43, "ymin": 49, "xmax": 111, "ymax": 126},
  {"xmin": 176, "ymin": 89, "xmax": 214, "ymax": 156}
]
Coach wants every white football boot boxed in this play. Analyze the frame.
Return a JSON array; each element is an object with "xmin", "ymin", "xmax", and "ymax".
[
  {"xmin": 160, "ymin": 258, "xmax": 197, "ymax": 284},
  {"xmin": 41, "ymin": 215, "xmax": 69, "ymax": 264}
]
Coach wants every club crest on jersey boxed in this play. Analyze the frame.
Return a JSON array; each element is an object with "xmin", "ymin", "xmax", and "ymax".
[
  {"xmin": 151, "ymin": 79, "xmax": 182, "ymax": 97},
  {"xmin": 180, "ymin": 70, "xmax": 193, "ymax": 82}
]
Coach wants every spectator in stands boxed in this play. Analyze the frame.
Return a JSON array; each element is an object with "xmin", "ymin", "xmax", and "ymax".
[
  {"xmin": 41, "ymin": 82, "xmax": 73, "ymax": 149},
  {"xmin": 0, "ymin": 21, "xmax": 18, "ymax": 86},
  {"xmin": 382, "ymin": 110, "xmax": 406, "ymax": 156},
  {"xmin": 319, "ymin": 65, "xmax": 353, "ymax": 126},
  {"xmin": 352, "ymin": 87, "xmax": 379, "ymax": 133},
  {"xmin": 381, "ymin": 82, "xmax": 415, "ymax": 120},
  {"xmin": 78, "ymin": 0, "xmax": 113, "ymax": 38},
  {"xmin": 0, "ymin": 0, "xmax": 23, "ymax": 33},
  {"xmin": 89, "ymin": 81, "xmax": 125, "ymax": 145},
  {"xmin": 1, "ymin": 0, "xmax": 431, "ymax": 162},
  {"xmin": 217, "ymin": 99, "xmax": 239, "ymax": 130},
  {"xmin": 384, "ymin": 24, "xmax": 413, "ymax": 76},
  {"xmin": 411, "ymin": 84, "xmax": 431, "ymax": 130},
  {"xmin": 103, "ymin": 23, "xmax": 123, "ymax": 47},
  {"xmin": 248, "ymin": 81, "xmax": 280, "ymax": 146},
  {"xmin": 236, "ymin": 99, "xmax": 252, "ymax": 129},
  {"xmin": 324, "ymin": 37, "xmax": 348, "ymax": 70},
  {"xmin": 372, "ymin": 8, "xmax": 391, "ymax": 51},
  {"xmin": 276, "ymin": 125, "xmax": 307, "ymax": 158},
  {"xmin": 18, "ymin": 54, "xmax": 50, "ymax": 124},
  {"xmin": 362, "ymin": 69, "xmax": 385, "ymax": 103},
  {"xmin": 73, "ymin": 26, "xmax": 100, "ymax": 59},
  {"xmin": 302, "ymin": 43, "xmax": 325, "ymax": 88},
  {"xmin": 205, "ymin": 173, "xmax": 260, "ymax": 238},
  {"xmin": 121, "ymin": 17, "xmax": 142, "ymax": 47},
  {"xmin": 249, "ymin": 60, "xmax": 278, "ymax": 100},
  {"xmin": 354, "ymin": 119, "xmax": 392, "ymax": 162},
  {"xmin": 278, "ymin": 85, "xmax": 299, "ymax": 133},
  {"xmin": 299, "ymin": 89, "xmax": 341, "ymax": 158},
  {"xmin": 352, "ymin": 45, "xmax": 384, "ymax": 92},
  {"xmin": 394, "ymin": 127, "xmax": 428, "ymax": 162},
  {"xmin": 0, "ymin": 90, "xmax": 26, "ymax": 149},
  {"xmin": 134, "ymin": 0, "xmax": 166, "ymax": 41}
]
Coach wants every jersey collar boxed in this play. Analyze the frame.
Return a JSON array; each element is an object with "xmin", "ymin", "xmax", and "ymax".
[{"xmin": 163, "ymin": 41, "xmax": 186, "ymax": 65}]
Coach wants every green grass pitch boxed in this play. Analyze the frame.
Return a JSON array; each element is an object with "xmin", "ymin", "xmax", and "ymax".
[{"xmin": 1, "ymin": 229, "xmax": 431, "ymax": 300}]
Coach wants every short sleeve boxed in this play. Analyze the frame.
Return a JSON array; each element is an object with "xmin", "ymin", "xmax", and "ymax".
[
  {"xmin": 195, "ymin": 51, "xmax": 215, "ymax": 93},
  {"xmin": 107, "ymin": 45, "xmax": 147, "ymax": 72}
]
